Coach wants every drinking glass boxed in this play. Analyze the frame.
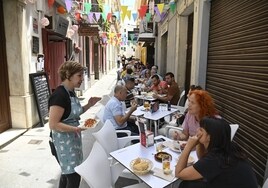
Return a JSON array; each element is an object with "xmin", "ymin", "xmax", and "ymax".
[{"xmin": 162, "ymin": 155, "xmax": 171, "ymax": 175}]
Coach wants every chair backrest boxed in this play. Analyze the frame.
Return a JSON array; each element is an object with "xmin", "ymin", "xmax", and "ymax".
[
  {"xmin": 96, "ymin": 106, "xmax": 105, "ymax": 123},
  {"xmin": 99, "ymin": 94, "xmax": 111, "ymax": 105},
  {"xmin": 230, "ymin": 124, "xmax": 239, "ymax": 141},
  {"xmin": 75, "ymin": 141, "xmax": 112, "ymax": 188},
  {"xmin": 92, "ymin": 119, "xmax": 119, "ymax": 155},
  {"xmin": 177, "ymin": 90, "xmax": 186, "ymax": 107}
]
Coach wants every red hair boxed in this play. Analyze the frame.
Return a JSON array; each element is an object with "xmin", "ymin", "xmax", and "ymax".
[{"xmin": 189, "ymin": 90, "xmax": 217, "ymax": 120}]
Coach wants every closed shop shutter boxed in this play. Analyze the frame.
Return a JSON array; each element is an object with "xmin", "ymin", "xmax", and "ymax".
[{"xmin": 207, "ymin": 0, "xmax": 268, "ymax": 184}]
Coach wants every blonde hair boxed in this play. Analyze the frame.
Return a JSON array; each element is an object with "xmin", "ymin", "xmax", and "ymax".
[{"xmin": 58, "ymin": 61, "xmax": 83, "ymax": 81}]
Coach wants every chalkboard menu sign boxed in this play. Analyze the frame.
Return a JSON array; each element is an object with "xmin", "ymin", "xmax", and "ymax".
[{"xmin": 29, "ymin": 72, "xmax": 51, "ymax": 126}]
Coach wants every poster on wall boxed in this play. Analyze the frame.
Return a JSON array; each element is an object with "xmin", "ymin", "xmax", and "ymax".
[
  {"xmin": 32, "ymin": 36, "xmax": 39, "ymax": 54},
  {"xmin": 33, "ymin": 18, "xmax": 38, "ymax": 34}
]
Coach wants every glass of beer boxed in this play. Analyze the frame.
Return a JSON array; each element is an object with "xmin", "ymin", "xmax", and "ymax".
[
  {"xmin": 162, "ymin": 155, "xmax": 171, "ymax": 175},
  {"xmin": 143, "ymin": 101, "xmax": 150, "ymax": 111}
]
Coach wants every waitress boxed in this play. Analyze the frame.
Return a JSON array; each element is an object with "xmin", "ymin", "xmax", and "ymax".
[{"xmin": 48, "ymin": 61, "xmax": 101, "ymax": 188}]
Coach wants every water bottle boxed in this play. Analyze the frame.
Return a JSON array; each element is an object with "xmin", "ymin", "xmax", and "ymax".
[{"xmin": 167, "ymin": 101, "xmax": 171, "ymax": 111}]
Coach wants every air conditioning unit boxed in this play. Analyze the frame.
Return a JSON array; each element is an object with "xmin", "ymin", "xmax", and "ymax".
[{"xmin": 45, "ymin": 15, "xmax": 69, "ymax": 37}]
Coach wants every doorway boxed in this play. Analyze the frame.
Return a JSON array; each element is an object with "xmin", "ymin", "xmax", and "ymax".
[
  {"xmin": 0, "ymin": 0, "xmax": 11, "ymax": 133},
  {"xmin": 185, "ymin": 13, "xmax": 194, "ymax": 95}
]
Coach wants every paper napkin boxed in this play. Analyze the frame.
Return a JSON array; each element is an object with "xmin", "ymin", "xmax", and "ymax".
[{"xmin": 153, "ymin": 167, "xmax": 175, "ymax": 182}]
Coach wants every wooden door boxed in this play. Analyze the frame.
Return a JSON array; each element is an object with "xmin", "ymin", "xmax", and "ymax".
[
  {"xmin": 47, "ymin": 41, "xmax": 66, "ymax": 91},
  {"xmin": 0, "ymin": 0, "xmax": 11, "ymax": 133}
]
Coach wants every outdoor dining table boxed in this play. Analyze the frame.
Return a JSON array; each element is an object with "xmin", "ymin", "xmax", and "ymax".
[
  {"xmin": 129, "ymin": 105, "xmax": 179, "ymax": 136},
  {"xmin": 143, "ymin": 106, "xmax": 179, "ymax": 136},
  {"xmin": 110, "ymin": 135, "xmax": 198, "ymax": 188}
]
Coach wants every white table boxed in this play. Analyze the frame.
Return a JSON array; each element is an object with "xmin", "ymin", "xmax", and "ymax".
[
  {"xmin": 143, "ymin": 107, "xmax": 179, "ymax": 136},
  {"xmin": 110, "ymin": 136, "xmax": 198, "ymax": 188}
]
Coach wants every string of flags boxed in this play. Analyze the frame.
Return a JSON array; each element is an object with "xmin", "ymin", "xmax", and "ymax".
[
  {"xmin": 58, "ymin": 0, "xmax": 177, "ymax": 23},
  {"xmin": 46, "ymin": 0, "xmax": 177, "ymax": 46}
]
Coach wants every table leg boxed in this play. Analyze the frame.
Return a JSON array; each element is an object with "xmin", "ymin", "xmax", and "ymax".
[{"xmin": 154, "ymin": 120, "xmax": 158, "ymax": 136}]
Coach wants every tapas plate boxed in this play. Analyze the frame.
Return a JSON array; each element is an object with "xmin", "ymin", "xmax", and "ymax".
[
  {"xmin": 130, "ymin": 158, "xmax": 153, "ymax": 175},
  {"xmin": 168, "ymin": 144, "xmax": 181, "ymax": 153},
  {"xmin": 154, "ymin": 152, "xmax": 172, "ymax": 162}
]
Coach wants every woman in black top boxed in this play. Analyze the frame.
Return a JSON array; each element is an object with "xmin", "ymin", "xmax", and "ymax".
[
  {"xmin": 49, "ymin": 61, "xmax": 101, "ymax": 188},
  {"xmin": 175, "ymin": 117, "xmax": 258, "ymax": 188}
]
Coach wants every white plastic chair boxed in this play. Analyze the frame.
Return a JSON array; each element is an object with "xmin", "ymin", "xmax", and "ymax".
[
  {"xmin": 99, "ymin": 94, "xmax": 111, "ymax": 105},
  {"xmin": 92, "ymin": 119, "xmax": 140, "ymax": 181},
  {"xmin": 75, "ymin": 141, "xmax": 146, "ymax": 188},
  {"xmin": 230, "ymin": 124, "xmax": 239, "ymax": 141},
  {"xmin": 92, "ymin": 119, "xmax": 139, "ymax": 155},
  {"xmin": 177, "ymin": 90, "xmax": 186, "ymax": 106},
  {"xmin": 164, "ymin": 124, "xmax": 239, "ymax": 141},
  {"xmin": 95, "ymin": 105, "xmax": 105, "ymax": 124}
]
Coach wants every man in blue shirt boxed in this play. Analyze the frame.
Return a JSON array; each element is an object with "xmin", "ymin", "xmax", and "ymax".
[{"xmin": 103, "ymin": 85, "xmax": 139, "ymax": 136}]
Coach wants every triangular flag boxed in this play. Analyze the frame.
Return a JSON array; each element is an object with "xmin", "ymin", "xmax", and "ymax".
[
  {"xmin": 126, "ymin": 10, "xmax": 131, "ymax": 20},
  {"xmin": 65, "ymin": 0, "xmax": 72, "ymax": 12},
  {"xmin": 88, "ymin": 12, "xmax": 94, "ymax": 23},
  {"xmin": 102, "ymin": 12, "xmax": 107, "ymax": 21},
  {"xmin": 157, "ymin": 3, "xmax": 165, "ymax": 14},
  {"xmin": 94, "ymin": 12, "xmax": 101, "ymax": 21},
  {"xmin": 138, "ymin": 5, "xmax": 147, "ymax": 19},
  {"xmin": 170, "ymin": 2, "xmax": 176, "ymax": 14},
  {"xmin": 146, "ymin": 13, "xmax": 151, "ymax": 22},
  {"xmin": 84, "ymin": 3, "xmax": 91, "ymax": 14},
  {"xmin": 154, "ymin": 6, "xmax": 161, "ymax": 17},
  {"xmin": 107, "ymin": 13, "xmax": 112, "ymax": 22},
  {"xmin": 121, "ymin": 12, "xmax": 126, "ymax": 22},
  {"xmin": 132, "ymin": 13, "xmax": 138, "ymax": 22},
  {"xmin": 121, "ymin": 6, "xmax": 128, "ymax": 21}
]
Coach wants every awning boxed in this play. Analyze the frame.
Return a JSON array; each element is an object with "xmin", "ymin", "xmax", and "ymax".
[{"xmin": 137, "ymin": 33, "xmax": 155, "ymax": 42}]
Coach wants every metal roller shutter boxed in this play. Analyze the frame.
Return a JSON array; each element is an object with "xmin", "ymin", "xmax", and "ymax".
[{"xmin": 207, "ymin": 0, "xmax": 268, "ymax": 184}]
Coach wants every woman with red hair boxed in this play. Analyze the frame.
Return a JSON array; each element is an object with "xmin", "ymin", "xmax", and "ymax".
[{"xmin": 173, "ymin": 90, "xmax": 219, "ymax": 140}]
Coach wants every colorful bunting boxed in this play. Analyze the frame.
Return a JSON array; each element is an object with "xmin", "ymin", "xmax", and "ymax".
[
  {"xmin": 138, "ymin": 5, "xmax": 147, "ymax": 19},
  {"xmin": 170, "ymin": 2, "xmax": 176, "ymax": 14},
  {"xmin": 95, "ymin": 12, "xmax": 101, "ymax": 21},
  {"xmin": 84, "ymin": 3, "xmax": 92, "ymax": 14},
  {"xmin": 65, "ymin": 0, "xmax": 72, "ymax": 12},
  {"xmin": 126, "ymin": 10, "xmax": 131, "ymax": 20},
  {"xmin": 132, "ymin": 13, "xmax": 138, "ymax": 22},
  {"xmin": 157, "ymin": 3, "xmax": 165, "ymax": 14},
  {"xmin": 146, "ymin": 13, "xmax": 151, "ymax": 22}
]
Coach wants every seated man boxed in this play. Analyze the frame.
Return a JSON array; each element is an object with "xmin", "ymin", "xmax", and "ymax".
[
  {"xmin": 153, "ymin": 72, "xmax": 180, "ymax": 105},
  {"xmin": 124, "ymin": 77, "xmax": 135, "ymax": 108},
  {"xmin": 147, "ymin": 74, "xmax": 167, "ymax": 94},
  {"xmin": 103, "ymin": 85, "xmax": 139, "ymax": 137}
]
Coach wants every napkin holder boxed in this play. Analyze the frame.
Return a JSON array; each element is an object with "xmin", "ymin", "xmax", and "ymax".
[{"xmin": 138, "ymin": 121, "xmax": 154, "ymax": 147}]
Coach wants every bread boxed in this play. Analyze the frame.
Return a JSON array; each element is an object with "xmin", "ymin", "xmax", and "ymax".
[{"xmin": 133, "ymin": 158, "xmax": 149, "ymax": 171}]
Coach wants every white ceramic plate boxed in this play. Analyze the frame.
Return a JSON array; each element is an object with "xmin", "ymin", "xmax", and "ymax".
[
  {"xmin": 79, "ymin": 119, "xmax": 99, "ymax": 129},
  {"xmin": 168, "ymin": 144, "xmax": 181, "ymax": 153}
]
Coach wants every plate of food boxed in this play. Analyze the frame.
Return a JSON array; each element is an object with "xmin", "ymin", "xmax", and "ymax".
[
  {"xmin": 130, "ymin": 158, "xmax": 153, "ymax": 175},
  {"xmin": 154, "ymin": 152, "xmax": 172, "ymax": 162},
  {"xmin": 80, "ymin": 118, "xmax": 99, "ymax": 129}
]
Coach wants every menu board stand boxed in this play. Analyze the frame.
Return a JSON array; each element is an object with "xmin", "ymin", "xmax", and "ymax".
[{"xmin": 29, "ymin": 72, "xmax": 51, "ymax": 127}]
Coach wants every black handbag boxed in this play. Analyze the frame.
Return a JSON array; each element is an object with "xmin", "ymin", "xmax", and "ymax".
[{"xmin": 49, "ymin": 131, "xmax": 59, "ymax": 163}]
